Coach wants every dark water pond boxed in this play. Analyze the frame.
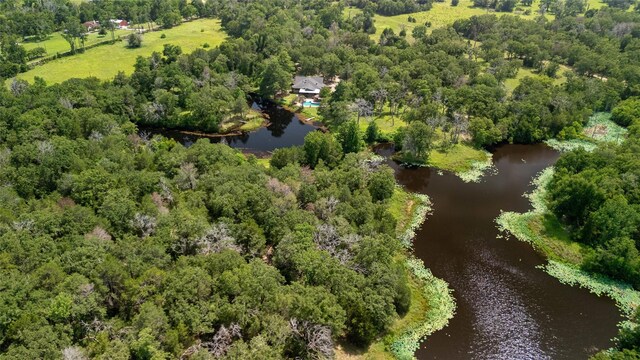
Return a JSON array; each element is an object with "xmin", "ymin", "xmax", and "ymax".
[
  {"xmin": 378, "ymin": 143, "xmax": 621, "ymax": 359},
  {"xmin": 139, "ymin": 100, "xmax": 315, "ymax": 155},
  {"xmin": 145, "ymin": 104, "xmax": 622, "ymax": 359}
]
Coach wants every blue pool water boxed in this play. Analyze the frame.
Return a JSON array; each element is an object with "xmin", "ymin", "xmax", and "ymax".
[{"xmin": 302, "ymin": 100, "xmax": 320, "ymax": 107}]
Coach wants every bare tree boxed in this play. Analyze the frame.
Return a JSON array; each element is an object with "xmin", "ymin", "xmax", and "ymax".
[
  {"xmin": 176, "ymin": 162, "xmax": 198, "ymax": 190},
  {"xmin": 159, "ymin": 178, "xmax": 174, "ymax": 204},
  {"xmin": 348, "ymin": 99, "xmax": 373, "ymax": 125},
  {"xmin": 59, "ymin": 97, "xmax": 74, "ymax": 109},
  {"xmin": 369, "ymin": 88, "xmax": 388, "ymax": 117},
  {"xmin": 12, "ymin": 219, "xmax": 34, "ymax": 231},
  {"xmin": 612, "ymin": 22, "xmax": 634, "ymax": 38},
  {"xmin": 10, "ymin": 79, "xmax": 28, "ymax": 96},
  {"xmin": 197, "ymin": 223, "xmax": 241, "ymax": 255},
  {"xmin": 450, "ymin": 113, "xmax": 469, "ymax": 144},
  {"xmin": 201, "ymin": 323, "xmax": 242, "ymax": 357},
  {"xmin": 315, "ymin": 196, "xmax": 339, "ymax": 220},
  {"xmin": 143, "ymin": 102, "xmax": 166, "ymax": 124},
  {"xmin": 89, "ymin": 131, "xmax": 104, "ymax": 142},
  {"xmin": 266, "ymin": 177, "xmax": 293, "ymax": 197},
  {"xmin": 132, "ymin": 213, "xmax": 157, "ymax": 238},
  {"xmin": 37, "ymin": 140, "xmax": 54, "ymax": 163},
  {"xmin": 62, "ymin": 347, "xmax": 88, "ymax": 360},
  {"xmin": 80, "ymin": 317, "xmax": 111, "ymax": 342},
  {"xmin": 0, "ymin": 148, "xmax": 11, "ymax": 167},
  {"xmin": 290, "ymin": 318, "xmax": 334, "ymax": 360},
  {"xmin": 302, "ymin": 26, "xmax": 314, "ymax": 38},
  {"xmin": 313, "ymin": 224, "xmax": 361, "ymax": 267},
  {"xmin": 85, "ymin": 226, "xmax": 112, "ymax": 242}
]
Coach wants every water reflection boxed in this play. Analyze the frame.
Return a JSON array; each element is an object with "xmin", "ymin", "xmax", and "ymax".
[
  {"xmin": 379, "ymin": 144, "xmax": 621, "ymax": 360},
  {"xmin": 139, "ymin": 100, "xmax": 316, "ymax": 153}
]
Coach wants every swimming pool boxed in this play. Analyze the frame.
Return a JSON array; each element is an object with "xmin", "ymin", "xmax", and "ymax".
[{"xmin": 302, "ymin": 100, "xmax": 320, "ymax": 107}]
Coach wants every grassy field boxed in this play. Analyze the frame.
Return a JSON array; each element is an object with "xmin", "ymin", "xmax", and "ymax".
[
  {"xmin": 504, "ymin": 65, "xmax": 569, "ymax": 94},
  {"xmin": 218, "ymin": 109, "xmax": 265, "ymax": 133},
  {"xmin": 346, "ymin": 0, "xmax": 606, "ymax": 43},
  {"xmin": 496, "ymin": 168, "xmax": 585, "ymax": 265},
  {"xmin": 22, "ymin": 29, "xmax": 131, "ymax": 58},
  {"xmin": 428, "ymin": 143, "xmax": 491, "ymax": 181},
  {"xmin": 343, "ymin": 0, "xmax": 589, "ymax": 42},
  {"xmin": 16, "ymin": 18, "xmax": 226, "ymax": 84}
]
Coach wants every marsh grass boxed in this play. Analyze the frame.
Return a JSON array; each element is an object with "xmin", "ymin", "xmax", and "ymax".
[{"xmin": 390, "ymin": 257, "xmax": 455, "ymax": 360}]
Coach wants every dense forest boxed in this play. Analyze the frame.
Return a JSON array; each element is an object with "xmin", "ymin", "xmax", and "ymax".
[
  {"xmin": 5, "ymin": 3, "xmax": 640, "ymax": 145},
  {"xmin": 0, "ymin": 76, "xmax": 413, "ymax": 358},
  {"xmin": 2, "ymin": 0, "xmax": 640, "ymax": 358}
]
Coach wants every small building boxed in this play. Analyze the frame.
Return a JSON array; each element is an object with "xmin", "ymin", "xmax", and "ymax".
[
  {"xmin": 82, "ymin": 21, "xmax": 100, "ymax": 31},
  {"xmin": 292, "ymin": 76, "xmax": 325, "ymax": 95},
  {"xmin": 110, "ymin": 19, "xmax": 129, "ymax": 29}
]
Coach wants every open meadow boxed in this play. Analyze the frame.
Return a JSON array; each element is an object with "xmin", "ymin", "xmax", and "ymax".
[
  {"xmin": 22, "ymin": 29, "xmax": 131, "ymax": 59},
  {"xmin": 346, "ymin": 0, "xmax": 605, "ymax": 42},
  {"xmin": 15, "ymin": 18, "xmax": 226, "ymax": 84}
]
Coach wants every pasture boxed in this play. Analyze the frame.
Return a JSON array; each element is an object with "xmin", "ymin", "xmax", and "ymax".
[
  {"xmin": 16, "ymin": 18, "xmax": 226, "ymax": 84},
  {"xmin": 346, "ymin": 0, "xmax": 606, "ymax": 42},
  {"xmin": 22, "ymin": 29, "xmax": 130, "ymax": 58}
]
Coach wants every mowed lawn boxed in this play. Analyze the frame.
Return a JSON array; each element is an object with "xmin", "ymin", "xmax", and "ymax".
[{"xmin": 17, "ymin": 18, "xmax": 226, "ymax": 84}]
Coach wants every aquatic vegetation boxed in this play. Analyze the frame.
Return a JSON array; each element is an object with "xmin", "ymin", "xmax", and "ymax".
[
  {"xmin": 545, "ymin": 112, "xmax": 627, "ymax": 152},
  {"xmin": 398, "ymin": 193, "xmax": 432, "ymax": 249},
  {"xmin": 544, "ymin": 138, "xmax": 597, "ymax": 152},
  {"xmin": 428, "ymin": 145, "xmax": 493, "ymax": 183},
  {"xmin": 583, "ymin": 112, "xmax": 627, "ymax": 144},
  {"xmin": 391, "ymin": 257, "xmax": 456, "ymax": 360},
  {"xmin": 457, "ymin": 152, "xmax": 494, "ymax": 183},
  {"xmin": 543, "ymin": 261, "xmax": 640, "ymax": 320},
  {"xmin": 392, "ymin": 193, "xmax": 456, "ymax": 359},
  {"xmin": 497, "ymin": 166, "xmax": 640, "ymax": 333}
]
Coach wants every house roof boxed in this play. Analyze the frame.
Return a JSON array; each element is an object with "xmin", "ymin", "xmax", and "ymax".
[
  {"xmin": 83, "ymin": 21, "xmax": 99, "ymax": 28},
  {"xmin": 292, "ymin": 76, "xmax": 325, "ymax": 91}
]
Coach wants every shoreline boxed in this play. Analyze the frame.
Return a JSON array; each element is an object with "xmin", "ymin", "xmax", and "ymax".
[
  {"xmin": 392, "ymin": 147, "xmax": 494, "ymax": 183},
  {"xmin": 335, "ymin": 189, "xmax": 455, "ymax": 360},
  {"xmin": 388, "ymin": 191, "xmax": 456, "ymax": 359},
  {"xmin": 496, "ymin": 167, "xmax": 640, "ymax": 332}
]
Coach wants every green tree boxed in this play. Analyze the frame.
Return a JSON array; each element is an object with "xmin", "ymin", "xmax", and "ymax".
[
  {"xmin": 368, "ymin": 167, "xmax": 395, "ymax": 202},
  {"xmin": 337, "ymin": 121, "xmax": 363, "ymax": 154},
  {"xmin": 127, "ymin": 33, "xmax": 143, "ymax": 48},
  {"xmin": 612, "ymin": 98, "xmax": 640, "ymax": 127},
  {"xmin": 62, "ymin": 19, "xmax": 87, "ymax": 54},
  {"xmin": 399, "ymin": 122, "xmax": 435, "ymax": 163},
  {"xmin": 303, "ymin": 131, "xmax": 343, "ymax": 168},
  {"xmin": 469, "ymin": 117, "xmax": 503, "ymax": 147},
  {"xmin": 365, "ymin": 121, "xmax": 380, "ymax": 144},
  {"xmin": 259, "ymin": 52, "xmax": 294, "ymax": 98}
]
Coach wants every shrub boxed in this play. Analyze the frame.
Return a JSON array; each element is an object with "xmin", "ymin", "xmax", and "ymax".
[
  {"xmin": 612, "ymin": 98, "xmax": 640, "ymax": 127},
  {"xmin": 126, "ymin": 33, "xmax": 143, "ymax": 48},
  {"xmin": 27, "ymin": 47, "xmax": 47, "ymax": 60}
]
